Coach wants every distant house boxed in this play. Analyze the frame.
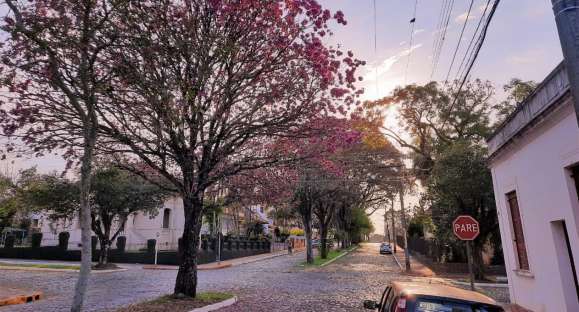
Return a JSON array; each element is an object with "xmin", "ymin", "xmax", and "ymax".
[
  {"xmin": 487, "ymin": 62, "xmax": 579, "ymax": 311},
  {"xmin": 38, "ymin": 196, "xmax": 273, "ymax": 251}
]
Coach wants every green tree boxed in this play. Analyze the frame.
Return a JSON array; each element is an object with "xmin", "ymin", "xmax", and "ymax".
[
  {"xmin": 493, "ymin": 78, "xmax": 537, "ymax": 127},
  {"xmin": 427, "ymin": 142, "xmax": 498, "ymax": 279},
  {"xmin": 371, "ymin": 80, "xmax": 502, "ymax": 278},
  {"xmin": 25, "ymin": 167, "xmax": 169, "ymax": 268}
]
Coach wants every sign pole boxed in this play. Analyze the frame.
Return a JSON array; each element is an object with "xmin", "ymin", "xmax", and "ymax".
[
  {"xmin": 466, "ymin": 240, "xmax": 475, "ymax": 291},
  {"xmin": 155, "ymin": 232, "xmax": 160, "ymax": 266}
]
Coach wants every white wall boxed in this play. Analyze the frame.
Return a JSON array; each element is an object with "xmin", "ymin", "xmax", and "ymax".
[{"xmin": 490, "ymin": 100, "xmax": 579, "ymax": 312}]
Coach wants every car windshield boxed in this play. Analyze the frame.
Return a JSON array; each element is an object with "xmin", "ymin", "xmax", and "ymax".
[{"xmin": 415, "ymin": 299, "xmax": 503, "ymax": 312}]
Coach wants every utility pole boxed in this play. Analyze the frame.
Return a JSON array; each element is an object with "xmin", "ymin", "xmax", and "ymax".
[
  {"xmin": 399, "ymin": 185, "xmax": 411, "ymax": 272},
  {"xmin": 391, "ymin": 199, "xmax": 397, "ymax": 253},
  {"xmin": 384, "ymin": 207, "xmax": 391, "ymax": 244},
  {"xmin": 551, "ymin": 0, "xmax": 579, "ymax": 124}
]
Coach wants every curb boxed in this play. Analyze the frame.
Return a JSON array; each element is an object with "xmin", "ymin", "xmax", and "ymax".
[
  {"xmin": 319, "ymin": 245, "xmax": 359, "ymax": 267},
  {"xmin": 391, "ymin": 253, "xmax": 404, "ymax": 271},
  {"xmin": 143, "ymin": 251, "xmax": 292, "ymax": 271},
  {"xmin": 452, "ymin": 281, "xmax": 510, "ymax": 288},
  {"xmin": 0, "ymin": 291, "xmax": 43, "ymax": 307},
  {"xmin": 0, "ymin": 266, "xmax": 127, "ymax": 274},
  {"xmin": 188, "ymin": 296, "xmax": 237, "ymax": 312}
]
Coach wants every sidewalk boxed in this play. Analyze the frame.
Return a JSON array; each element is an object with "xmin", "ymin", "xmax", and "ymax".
[
  {"xmin": 391, "ymin": 246, "xmax": 435, "ymax": 277},
  {"xmin": 144, "ymin": 249, "xmax": 293, "ymax": 270}
]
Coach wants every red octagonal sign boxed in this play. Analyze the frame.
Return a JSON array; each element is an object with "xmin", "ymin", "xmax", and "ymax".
[{"xmin": 452, "ymin": 215, "xmax": 480, "ymax": 241}]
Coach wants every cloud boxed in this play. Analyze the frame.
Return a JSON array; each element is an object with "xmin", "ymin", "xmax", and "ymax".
[
  {"xmin": 413, "ymin": 28, "xmax": 425, "ymax": 35},
  {"xmin": 363, "ymin": 44, "xmax": 423, "ymax": 82},
  {"xmin": 507, "ymin": 49, "xmax": 545, "ymax": 65},
  {"xmin": 455, "ymin": 12, "xmax": 477, "ymax": 23},
  {"xmin": 399, "ymin": 40, "xmax": 407, "ymax": 46}
]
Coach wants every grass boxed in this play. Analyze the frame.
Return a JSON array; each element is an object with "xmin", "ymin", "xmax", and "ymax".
[
  {"xmin": 300, "ymin": 245, "xmax": 357, "ymax": 267},
  {"xmin": 0, "ymin": 261, "xmax": 80, "ymax": 270},
  {"xmin": 115, "ymin": 292, "xmax": 234, "ymax": 312}
]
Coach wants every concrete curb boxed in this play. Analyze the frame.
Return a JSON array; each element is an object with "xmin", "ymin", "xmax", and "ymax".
[
  {"xmin": 452, "ymin": 281, "xmax": 510, "ymax": 288},
  {"xmin": 188, "ymin": 296, "xmax": 237, "ymax": 312},
  {"xmin": 0, "ymin": 291, "xmax": 43, "ymax": 307},
  {"xmin": 391, "ymin": 253, "xmax": 404, "ymax": 271},
  {"xmin": 319, "ymin": 245, "xmax": 359, "ymax": 267},
  {"xmin": 143, "ymin": 251, "xmax": 293, "ymax": 271},
  {"xmin": 0, "ymin": 266, "xmax": 127, "ymax": 274}
]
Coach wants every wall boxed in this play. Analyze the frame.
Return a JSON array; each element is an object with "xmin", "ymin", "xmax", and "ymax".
[
  {"xmin": 490, "ymin": 100, "xmax": 579, "ymax": 312},
  {"xmin": 0, "ymin": 239, "xmax": 271, "ymax": 265}
]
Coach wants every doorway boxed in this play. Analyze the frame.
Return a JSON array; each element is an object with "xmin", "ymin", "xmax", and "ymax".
[{"xmin": 551, "ymin": 220, "xmax": 579, "ymax": 310}]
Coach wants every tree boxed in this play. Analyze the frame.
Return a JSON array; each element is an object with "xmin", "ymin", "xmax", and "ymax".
[
  {"xmin": 427, "ymin": 141, "xmax": 498, "ymax": 279},
  {"xmin": 94, "ymin": 1, "xmax": 362, "ymax": 297},
  {"xmin": 0, "ymin": 2, "xmax": 125, "ymax": 309},
  {"xmin": 0, "ymin": 173, "xmax": 18, "ymax": 232},
  {"xmin": 370, "ymin": 80, "xmax": 502, "ymax": 278},
  {"xmin": 493, "ymin": 78, "xmax": 537, "ymax": 127},
  {"xmin": 24, "ymin": 167, "xmax": 168, "ymax": 268}
]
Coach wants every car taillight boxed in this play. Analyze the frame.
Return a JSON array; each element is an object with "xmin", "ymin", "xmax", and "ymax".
[{"xmin": 395, "ymin": 297, "xmax": 407, "ymax": 312}]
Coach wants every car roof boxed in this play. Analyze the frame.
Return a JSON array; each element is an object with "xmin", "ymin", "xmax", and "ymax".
[{"xmin": 391, "ymin": 281, "xmax": 498, "ymax": 306}]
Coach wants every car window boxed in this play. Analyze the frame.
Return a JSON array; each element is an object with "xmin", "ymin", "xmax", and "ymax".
[{"xmin": 415, "ymin": 299, "xmax": 504, "ymax": 312}]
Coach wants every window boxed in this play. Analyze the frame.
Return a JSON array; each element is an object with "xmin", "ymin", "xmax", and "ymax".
[
  {"xmin": 162, "ymin": 209, "xmax": 171, "ymax": 229},
  {"xmin": 506, "ymin": 191, "xmax": 529, "ymax": 270}
]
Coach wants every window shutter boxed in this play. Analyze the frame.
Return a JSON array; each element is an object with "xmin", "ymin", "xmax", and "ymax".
[{"xmin": 507, "ymin": 192, "xmax": 530, "ymax": 270}]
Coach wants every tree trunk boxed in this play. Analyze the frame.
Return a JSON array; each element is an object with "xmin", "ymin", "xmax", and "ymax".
[
  {"xmin": 303, "ymin": 214, "xmax": 314, "ymax": 264},
  {"xmin": 174, "ymin": 193, "xmax": 203, "ymax": 297},
  {"xmin": 71, "ymin": 123, "xmax": 96, "ymax": 312},
  {"xmin": 97, "ymin": 238, "xmax": 110, "ymax": 268},
  {"xmin": 473, "ymin": 241, "xmax": 487, "ymax": 280},
  {"xmin": 320, "ymin": 225, "xmax": 328, "ymax": 259}
]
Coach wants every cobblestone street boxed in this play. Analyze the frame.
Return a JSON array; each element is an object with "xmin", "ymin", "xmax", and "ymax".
[{"xmin": 0, "ymin": 244, "xmax": 508, "ymax": 311}]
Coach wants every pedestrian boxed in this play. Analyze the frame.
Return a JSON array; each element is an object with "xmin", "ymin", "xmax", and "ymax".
[{"xmin": 287, "ymin": 238, "xmax": 293, "ymax": 255}]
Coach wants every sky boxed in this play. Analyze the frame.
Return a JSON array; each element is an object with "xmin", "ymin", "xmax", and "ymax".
[
  {"xmin": 317, "ymin": 0, "xmax": 563, "ymax": 235},
  {"xmin": 0, "ymin": 0, "xmax": 566, "ymax": 235}
]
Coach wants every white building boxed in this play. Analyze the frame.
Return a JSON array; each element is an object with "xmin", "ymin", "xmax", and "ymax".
[
  {"xmin": 38, "ymin": 196, "xmax": 272, "ymax": 251},
  {"xmin": 487, "ymin": 63, "xmax": 579, "ymax": 311}
]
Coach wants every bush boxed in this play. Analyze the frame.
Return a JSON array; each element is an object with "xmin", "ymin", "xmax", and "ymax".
[
  {"xmin": 289, "ymin": 228, "xmax": 304, "ymax": 236},
  {"xmin": 4, "ymin": 235, "xmax": 15, "ymax": 248},
  {"xmin": 147, "ymin": 239, "xmax": 156, "ymax": 254},
  {"xmin": 116, "ymin": 236, "xmax": 127, "ymax": 252},
  {"xmin": 31, "ymin": 233, "xmax": 43, "ymax": 248},
  {"xmin": 58, "ymin": 232, "xmax": 70, "ymax": 250}
]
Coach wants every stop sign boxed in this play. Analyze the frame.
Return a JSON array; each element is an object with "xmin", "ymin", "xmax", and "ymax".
[{"xmin": 452, "ymin": 215, "xmax": 480, "ymax": 241}]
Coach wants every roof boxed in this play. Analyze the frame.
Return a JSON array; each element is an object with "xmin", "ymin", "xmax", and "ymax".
[
  {"xmin": 391, "ymin": 281, "xmax": 498, "ymax": 306},
  {"xmin": 487, "ymin": 61, "xmax": 571, "ymax": 160}
]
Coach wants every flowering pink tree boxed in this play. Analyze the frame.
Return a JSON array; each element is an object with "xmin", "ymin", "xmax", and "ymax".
[
  {"xmin": 94, "ymin": 1, "xmax": 363, "ymax": 296},
  {"xmin": 0, "ymin": 1, "xmax": 124, "ymax": 310}
]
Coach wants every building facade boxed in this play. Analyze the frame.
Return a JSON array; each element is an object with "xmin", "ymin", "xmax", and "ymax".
[
  {"xmin": 37, "ymin": 196, "xmax": 273, "ymax": 251},
  {"xmin": 488, "ymin": 63, "xmax": 579, "ymax": 311}
]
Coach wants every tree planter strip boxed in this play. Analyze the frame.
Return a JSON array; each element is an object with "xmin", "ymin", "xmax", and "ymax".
[{"xmin": 188, "ymin": 296, "xmax": 237, "ymax": 312}]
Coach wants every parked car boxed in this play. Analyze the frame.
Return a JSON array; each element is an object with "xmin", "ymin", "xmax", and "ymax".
[
  {"xmin": 379, "ymin": 243, "xmax": 392, "ymax": 254},
  {"xmin": 363, "ymin": 281, "xmax": 504, "ymax": 312}
]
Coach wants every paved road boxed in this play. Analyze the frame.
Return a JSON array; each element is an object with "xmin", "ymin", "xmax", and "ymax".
[{"xmin": 0, "ymin": 243, "xmax": 508, "ymax": 311}]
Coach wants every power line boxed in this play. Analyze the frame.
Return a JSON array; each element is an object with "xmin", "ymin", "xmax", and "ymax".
[
  {"xmin": 454, "ymin": 0, "xmax": 491, "ymax": 82},
  {"xmin": 444, "ymin": 0, "xmax": 474, "ymax": 83},
  {"xmin": 442, "ymin": 0, "xmax": 501, "ymax": 128},
  {"xmin": 431, "ymin": 0, "xmax": 455, "ymax": 79},
  {"xmin": 404, "ymin": 0, "xmax": 419, "ymax": 84},
  {"xmin": 431, "ymin": 0, "xmax": 448, "ymax": 75},
  {"xmin": 373, "ymin": 0, "xmax": 379, "ymax": 97}
]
